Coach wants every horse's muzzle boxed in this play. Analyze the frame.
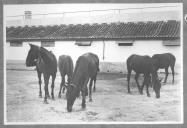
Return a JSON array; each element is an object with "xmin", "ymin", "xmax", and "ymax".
[
  {"xmin": 156, "ymin": 95, "xmax": 160, "ymax": 98},
  {"xmin": 26, "ymin": 61, "xmax": 36, "ymax": 67},
  {"xmin": 67, "ymin": 107, "xmax": 72, "ymax": 112}
]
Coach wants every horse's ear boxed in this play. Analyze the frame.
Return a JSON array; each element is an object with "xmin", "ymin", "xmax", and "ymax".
[{"xmin": 29, "ymin": 43, "xmax": 32, "ymax": 47}]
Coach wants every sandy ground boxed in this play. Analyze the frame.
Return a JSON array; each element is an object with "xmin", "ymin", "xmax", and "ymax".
[{"xmin": 6, "ymin": 70, "xmax": 182, "ymax": 123}]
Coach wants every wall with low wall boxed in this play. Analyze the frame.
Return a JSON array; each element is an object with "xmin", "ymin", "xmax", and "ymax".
[{"xmin": 6, "ymin": 40, "xmax": 182, "ymax": 74}]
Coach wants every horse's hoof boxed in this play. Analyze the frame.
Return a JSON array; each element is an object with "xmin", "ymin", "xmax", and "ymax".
[
  {"xmin": 82, "ymin": 104, "xmax": 86, "ymax": 109},
  {"xmin": 39, "ymin": 95, "xmax": 42, "ymax": 98},
  {"xmin": 147, "ymin": 94, "xmax": 151, "ymax": 97},
  {"xmin": 52, "ymin": 97, "xmax": 55, "ymax": 100},
  {"xmin": 89, "ymin": 99, "xmax": 93, "ymax": 102},
  {"xmin": 58, "ymin": 95, "xmax": 61, "ymax": 98},
  {"xmin": 43, "ymin": 100, "xmax": 48, "ymax": 104}
]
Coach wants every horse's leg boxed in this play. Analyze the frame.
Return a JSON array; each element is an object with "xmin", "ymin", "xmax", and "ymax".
[
  {"xmin": 85, "ymin": 78, "xmax": 89, "ymax": 97},
  {"xmin": 93, "ymin": 74, "xmax": 97, "ymax": 92},
  {"xmin": 37, "ymin": 70, "xmax": 42, "ymax": 98},
  {"xmin": 141, "ymin": 75, "xmax": 146, "ymax": 94},
  {"xmin": 135, "ymin": 73, "xmax": 142, "ymax": 94},
  {"xmin": 51, "ymin": 74, "xmax": 56, "ymax": 100},
  {"xmin": 81, "ymin": 90, "xmax": 86, "ymax": 109},
  {"xmin": 171, "ymin": 66, "xmax": 175, "ymax": 84},
  {"xmin": 127, "ymin": 69, "xmax": 132, "ymax": 94},
  {"xmin": 43, "ymin": 74, "xmax": 50, "ymax": 104},
  {"xmin": 65, "ymin": 74, "xmax": 71, "ymax": 93},
  {"xmin": 47, "ymin": 82, "xmax": 50, "ymax": 98},
  {"xmin": 89, "ymin": 78, "xmax": 94, "ymax": 102},
  {"xmin": 164, "ymin": 67, "xmax": 169, "ymax": 83},
  {"xmin": 58, "ymin": 74, "xmax": 65, "ymax": 98},
  {"xmin": 146, "ymin": 80, "xmax": 151, "ymax": 97}
]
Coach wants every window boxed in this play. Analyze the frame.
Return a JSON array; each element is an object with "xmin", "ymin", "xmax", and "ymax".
[
  {"xmin": 75, "ymin": 41, "xmax": 92, "ymax": 46},
  {"xmin": 163, "ymin": 39, "xmax": 180, "ymax": 46},
  {"xmin": 41, "ymin": 41, "xmax": 55, "ymax": 47},
  {"xmin": 116, "ymin": 40, "xmax": 133, "ymax": 46},
  {"xmin": 10, "ymin": 41, "xmax": 23, "ymax": 47}
]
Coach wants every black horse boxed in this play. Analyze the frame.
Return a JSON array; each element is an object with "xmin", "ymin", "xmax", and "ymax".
[
  {"xmin": 152, "ymin": 53, "xmax": 176, "ymax": 83},
  {"xmin": 66, "ymin": 52, "xmax": 99, "ymax": 112},
  {"xmin": 126, "ymin": 54, "xmax": 161, "ymax": 98},
  {"xmin": 58, "ymin": 55, "xmax": 74, "ymax": 98},
  {"xmin": 26, "ymin": 44, "xmax": 57, "ymax": 104}
]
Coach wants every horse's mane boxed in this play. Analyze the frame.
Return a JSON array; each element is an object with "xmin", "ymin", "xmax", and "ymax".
[{"xmin": 39, "ymin": 47, "xmax": 57, "ymax": 67}]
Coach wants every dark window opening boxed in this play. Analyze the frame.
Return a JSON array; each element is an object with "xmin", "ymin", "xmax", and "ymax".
[
  {"xmin": 118, "ymin": 43, "xmax": 133, "ymax": 46},
  {"xmin": 10, "ymin": 41, "xmax": 23, "ymax": 47},
  {"xmin": 163, "ymin": 40, "xmax": 180, "ymax": 46},
  {"xmin": 75, "ymin": 41, "xmax": 92, "ymax": 46},
  {"xmin": 41, "ymin": 41, "xmax": 55, "ymax": 47}
]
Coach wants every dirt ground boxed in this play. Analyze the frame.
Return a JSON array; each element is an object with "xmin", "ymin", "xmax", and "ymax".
[{"xmin": 6, "ymin": 69, "xmax": 182, "ymax": 123}]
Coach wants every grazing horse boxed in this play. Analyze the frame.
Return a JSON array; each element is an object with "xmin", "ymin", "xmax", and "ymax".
[
  {"xmin": 26, "ymin": 44, "xmax": 57, "ymax": 104},
  {"xmin": 126, "ymin": 54, "xmax": 161, "ymax": 98},
  {"xmin": 152, "ymin": 53, "xmax": 176, "ymax": 83},
  {"xmin": 58, "ymin": 55, "xmax": 74, "ymax": 98},
  {"xmin": 66, "ymin": 52, "xmax": 99, "ymax": 112}
]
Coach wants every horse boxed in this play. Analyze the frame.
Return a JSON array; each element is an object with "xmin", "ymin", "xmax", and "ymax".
[
  {"xmin": 152, "ymin": 53, "xmax": 176, "ymax": 83},
  {"xmin": 126, "ymin": 54, "xmax": 162, "ymax": 98},
  {"xmin": 26, "ymin": 44, "xmax": 57, "ymax": 104},
  {"xmin": 58, "ymin": 55, "xmax": 74, "ymax": 98},
  {"xmin": 66, "ymin": 52, "xmax": 99, "ymax": 112}
]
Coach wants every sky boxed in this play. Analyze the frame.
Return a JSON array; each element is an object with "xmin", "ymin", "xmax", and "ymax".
[
  {"xmin": 4, "ymin": 3, "xmax": 182, "ymax": 17},
  {"xmin": 4, "ymin": 3, "xmax": 182, "ymax": 26}
]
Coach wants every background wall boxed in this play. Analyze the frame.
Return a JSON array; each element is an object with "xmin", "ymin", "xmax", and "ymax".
[{"xmin": 6, "ymin": 40, "xmax": 182, "ymax": 73}]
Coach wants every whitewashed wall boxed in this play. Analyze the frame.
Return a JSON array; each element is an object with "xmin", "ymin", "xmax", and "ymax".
[
  {"xmin": 104, "ymin": 40, "xmax": 181, "ymax": 64},
  {"xmin": 103, "ymin": 40, "xmax": 181, "ymax": 73},
  {"xmin": 6, "ymin": 40, "xmax": 182, "ymax": 73}
]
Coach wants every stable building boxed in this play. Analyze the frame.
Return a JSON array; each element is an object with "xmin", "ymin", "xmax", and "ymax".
[{"xmin": 6, "ymin": 20, "xmax": 181, "ymax": 73}]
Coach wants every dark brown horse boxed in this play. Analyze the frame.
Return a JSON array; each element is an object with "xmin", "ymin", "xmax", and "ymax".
[
  {"xmin": 152, "ymin": 53, "xmax": 176, "ymax": 83},
  {"xmin": 126, "ymin": 54, "xmax": 161, "ymax": 98},
  {"xmin": 26, "ymin": 44, "xmax": 57, "ymax": 104},
  {"xmin": 58, "ymin": 55, "xmax": 74, "ymax": 98},
  {"xmin": 66, "ymin": 52, "xmax": 99, "ymax": 112}
]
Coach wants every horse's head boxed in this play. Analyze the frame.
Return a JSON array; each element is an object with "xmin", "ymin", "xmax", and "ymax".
[
  {"xmin": 66, "ymin": 83, "xmax": 78, "ymax": 112},
  {"xmin": 26, "ymin": 44, "xmax": 39, "ymax": 67},
  {"xmin": 152, "ymin": 76, "xmax": 162, "ymax": 98}
]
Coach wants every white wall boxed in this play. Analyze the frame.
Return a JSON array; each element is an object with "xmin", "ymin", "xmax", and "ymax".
[
  {"xmin": 6, "ymin": 40, "xmax": 182, "ymax": 73},
  {"xmin": 6, "ymin": 41, "xmax": 103, "ymax": 64},
  {"xmin": 51, "ymin": 41, "xmax": 103, "ymax": 64},
  {"xmin": 104, "ymin": 40, "xmax": 181, "ymax": 64},
  {"xmin": 6, "ymin": 41, "xmax": 40, "ymax": 60},
  {"xmin": 104, "ymin": 40, "xmax": 181, "ymax": 73}
]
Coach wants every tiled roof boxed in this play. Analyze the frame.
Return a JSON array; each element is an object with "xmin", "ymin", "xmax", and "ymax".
[{"xmin": 6, "ymin": 20, "xmax": 180, "ymax": 41}]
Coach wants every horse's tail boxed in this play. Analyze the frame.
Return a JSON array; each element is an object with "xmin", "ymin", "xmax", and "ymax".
[
  {"xmin": 58, "ymin": 56, "xmax": 63, "ymax": 73},
  {"xmin": 68, "ymin": 56, "xmax": 74, "ymax": 77},
  {"xmin": 126, "ymin": 54, "xmax": 135, "ymax": 71},
  {"xmin": 97, "ymin": 57, "xmax": 100, "ymax": 72},
  {"xmin": 169, "ymin": 53, "xmax": 176, "ymax": 67}
]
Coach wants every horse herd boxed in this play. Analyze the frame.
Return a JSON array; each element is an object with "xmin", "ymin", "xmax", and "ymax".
[{"xmin": 26, "ymin": 44, "xmax": 176, "ymax": 112}]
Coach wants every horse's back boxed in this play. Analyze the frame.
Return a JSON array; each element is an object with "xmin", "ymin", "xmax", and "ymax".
[
  {"xmin": 75, "ymin": 53, "xmax": 99, "ymax": 77},
  {"xmin": 37, "ymin": 47, "xmax": 57, "ymax": 74},
  {"xmin": 152, "ymin": 53, "xmax": 176, "ymax": 68},
  {"xmin": 83, "ymin": 53, "xmax": 99, "ymax": 70},
  {"xmin": 58, "ymin": 55, "xmax": 74, "ymax": 76},
  {"xmin": 127, "ymin": 54, "xmax": 153, "ymax": 74}
]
